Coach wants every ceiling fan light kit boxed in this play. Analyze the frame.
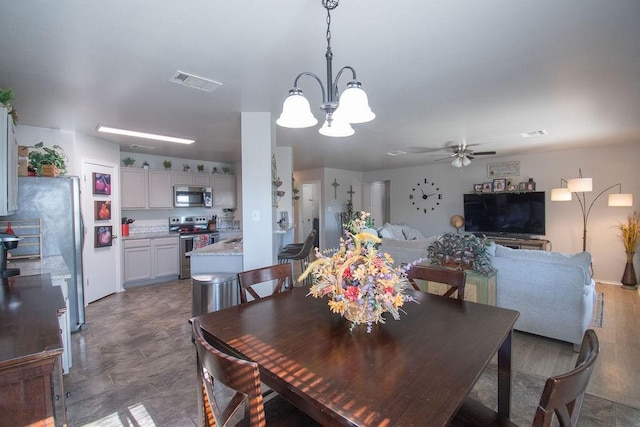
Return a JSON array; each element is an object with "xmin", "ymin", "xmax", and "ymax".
[{"xmin": 276, "ymin": 0, "xmax": 374, "ymax": 137}]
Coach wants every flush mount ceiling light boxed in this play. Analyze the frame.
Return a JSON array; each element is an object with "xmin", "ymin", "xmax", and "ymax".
[
  {"xmin": 550, "ymin": 168, "xmax": 633, "ymax": 251},
  {"xmin": 97, "ymin": 126, "xmax": 195, "ymax": 144},
  {"xmin": 276, "ymin": 0, "xmax": 375, "ymax": 137}
]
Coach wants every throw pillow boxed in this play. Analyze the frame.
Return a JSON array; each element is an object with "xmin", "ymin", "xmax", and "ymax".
[{"xmin": 402, "ymin": 225, "xmax": 426, "ymax": 241}]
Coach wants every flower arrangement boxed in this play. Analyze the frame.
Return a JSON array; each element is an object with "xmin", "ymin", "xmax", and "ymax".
[
  {"xmin": 616, "ymin": 211, "xmax": 640, "ymax": 253},
  {"xmin": 427, "ymin": 232, "xmax": 493, "ymax": 274},
  {"xmin": 299, "ymin": 211, "xmax": 417, "ymax": 332}
]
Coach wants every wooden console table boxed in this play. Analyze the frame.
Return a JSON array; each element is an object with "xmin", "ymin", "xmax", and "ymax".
[
  {"xmin": 0, "ymin": 274, "xmax": 66, "ymax": 427},
  {"xmin": 414, "ymin": 269, "xmax": 497, "ymax": 305},
  {"xmin": 491, "ymin": 237, "xmax": 550, "ymax": 251}
]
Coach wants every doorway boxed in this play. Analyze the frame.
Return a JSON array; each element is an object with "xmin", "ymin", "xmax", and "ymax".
[
  {"xmin": 81, "ymin": 159, "xmax": 121, "ymax": 303},
  {"xmin": 298, "ymin": 181, "xmax": 321, "ymax": 249},
  {"xmin": 368, "ymin": 181, "xmax": 390, "ymax": 227}
]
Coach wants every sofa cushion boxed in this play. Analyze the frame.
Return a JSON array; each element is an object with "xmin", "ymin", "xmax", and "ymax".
[
  {"xmin": 402, "ymin": 225, "xmax": 426, "ymax": 240},
  {"xmin": 379, "ymin": 226, "xmax": 394, "ymax": 239},
  {"xmin": 382, "ymin": 223, "xmax": 406, "ymax": 240},
  {"xmin": 495, "ymin": 244, "xmax": 591, "ymax": 268}
]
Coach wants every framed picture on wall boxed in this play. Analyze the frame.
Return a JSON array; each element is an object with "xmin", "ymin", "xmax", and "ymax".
[
  {"xmin": 94, "ymin": 200, "xmax": 111, "ymax": 221},
  {"xmin": 94, "ymin": 226, "xmax": 113, "ymax": 248},
  {"xmin": 93, "ymin": 173, "xmax": 111, "ymax": 195}
]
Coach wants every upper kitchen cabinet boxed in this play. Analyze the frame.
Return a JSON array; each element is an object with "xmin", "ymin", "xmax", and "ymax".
[
  {"xmin": 0, "ymin": 106, "xmax": 18, "ymax": 216},
  {"xmin": 173, "ymin": 172, "xmax": 192, "ymax": 186},
  {"xmin": 192, "ymin": 173, "xmax": 211, "ymax": 186},
  {"xmin": 121, "ymin": 168, "xmax": 148, "ymax": 209},
  {"xmin": 212, "ymin": 175, "xmax": 236, "ymax": 208},
  {"xmin": 148, "ymin": 170, "xmax": 173, "ymax": 208}
]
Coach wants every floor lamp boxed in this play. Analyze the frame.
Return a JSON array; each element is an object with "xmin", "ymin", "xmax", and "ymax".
[{"xmin": 550, "ymin": 169, "xmax": 633, "ymax": 251}]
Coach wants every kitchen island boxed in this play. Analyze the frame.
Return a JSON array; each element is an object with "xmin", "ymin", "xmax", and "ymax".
[{"xmin": 188, "ymin": 237, "xmax": 243, "ymax": 275}]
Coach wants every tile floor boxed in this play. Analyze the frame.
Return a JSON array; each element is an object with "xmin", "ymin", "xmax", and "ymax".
[{"xmin": 63, "ymin": 280, "xmax": 640, "ymax": 426}]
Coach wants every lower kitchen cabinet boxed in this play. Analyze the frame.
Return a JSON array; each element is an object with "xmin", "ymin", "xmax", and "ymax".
[{"xmin": 123, "ymin": 236, "xmax": 179, "ymax": 285}]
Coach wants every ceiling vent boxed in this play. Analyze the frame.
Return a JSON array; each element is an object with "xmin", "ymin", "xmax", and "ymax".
[
  {"xmin": 171, "ymin": 71, "xmax": 222, "ymax": 92},
  {"xmin": 130, "ymin": 144, "xmax": 156, "ymax": 150},
  {"xmin": 520, "ymin": 130, "xmax": 548, "ymax": 138}
]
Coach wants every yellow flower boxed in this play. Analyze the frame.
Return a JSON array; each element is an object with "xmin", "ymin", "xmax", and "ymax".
[{"xmin": 328, "ymin": 299, "xmax": 346, "ymax": 314}]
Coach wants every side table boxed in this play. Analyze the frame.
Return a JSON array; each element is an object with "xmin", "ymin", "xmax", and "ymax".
[{"xmin": 419, "ymin": 269, "xmax": 497, "ymax": 305}]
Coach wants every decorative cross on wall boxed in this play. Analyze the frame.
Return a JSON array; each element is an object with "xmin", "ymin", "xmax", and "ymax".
[
  {"xmin": 347, "ymin": 185, "xmax": 355, "ymax": 203},
  {"xmin": 331, "ymin": 179, "xmax": 340, "ymax": 199}
]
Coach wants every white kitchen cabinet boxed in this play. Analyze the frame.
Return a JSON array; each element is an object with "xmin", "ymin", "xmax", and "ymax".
[
  {"xmin": 51, "ymin": 276, "xmax": 72, "ymax": 374},
  {"xmin": 192, "ymin": 173, "xmax": 211, "ymax": 186},
  {"xmin": 123, "ymin": 239, "xmax": 152, "ymax": 282},
  {"xmin": 148, "ymin": 170, "xmax": 174, "ymax": 208},
  {"xmin": 121, "ymin": 168, "xmax": 148, "ymax": 209},
  {"xmin": 173, "ymin": 172, "xmax": 193, "ymax": 186},
  {"xmin": 123, "ymin": 236, "xmax": 179, "ymax": 285},
  {"xmin": 213, "ymin": 175, "xmax": 236, "ymax": 208},
  {"xmin": 0, "ymin": 106, "xmax": 18, "ymax": 215},
  {"xmin": 153, "ymin": 236, "xmax": 179, "ymax": 277}
]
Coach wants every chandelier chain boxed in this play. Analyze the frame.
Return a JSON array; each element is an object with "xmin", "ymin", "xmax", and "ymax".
[{"xmin": 325, "ymin": 4, "xmax": 332, "ymax": 48}]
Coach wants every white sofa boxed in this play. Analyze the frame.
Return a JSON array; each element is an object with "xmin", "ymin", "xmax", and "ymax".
[{"xmin": 490, "ymin": 245, "xmax": 595, "ymax": 348}]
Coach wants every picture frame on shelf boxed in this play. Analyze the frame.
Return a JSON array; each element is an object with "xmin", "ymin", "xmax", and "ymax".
[
  {"xmin": 492, "ymin": 178, "xmax": 506, "ymax": 192},
  {"xmin": 519, "ymin": 182, "xmax": 527, "ymax": 191},
  {"xmin": 473, "ymin": 183, "xmax": 483, "ymax": 192},
  {"xmin": 507, "ymin": 184, "xmax": 518, "ymax": 191},
  {"xmin": 526, "ymin": 180, "xmax": 536, "ymax": 191},
  {"xmin": 482, "ymin": 182, "xmax": 493, "ymax": 192}
]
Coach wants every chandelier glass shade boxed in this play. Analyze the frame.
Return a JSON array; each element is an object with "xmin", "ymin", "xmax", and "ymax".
[
  {"xmin": 451, "ymin": 154, "xmax": 471, "ymax": 168},
  {"xmin": 276, "ymin": 0, "xmax": 374, "ymax": 137}
]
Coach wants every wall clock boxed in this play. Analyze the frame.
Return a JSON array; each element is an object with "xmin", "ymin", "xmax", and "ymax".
[{"xmin": 409, "ymin": 178, "xmax": 443, "ymax": 213}]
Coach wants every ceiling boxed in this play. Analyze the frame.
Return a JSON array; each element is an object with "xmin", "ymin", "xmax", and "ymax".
[{"xmin": 1, "ymin": 1, "xmax": 639, "ymax": 172}]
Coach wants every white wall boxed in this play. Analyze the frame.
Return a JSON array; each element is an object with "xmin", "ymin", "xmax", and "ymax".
[{"xmin": 363, "ymin": 141, "xmax": 640, "ymax": 284}]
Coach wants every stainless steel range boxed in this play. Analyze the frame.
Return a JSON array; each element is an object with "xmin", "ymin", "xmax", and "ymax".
[{"xmin": 169, "ymin": 216, "xmax": 218, "ymax": 279}]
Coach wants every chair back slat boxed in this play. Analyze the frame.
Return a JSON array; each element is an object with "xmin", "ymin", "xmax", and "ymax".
[
  {"xmin": 407, "ymin": 265, "xmax": 467, "ymax": 301},
  {"xmin": 192, "ymin": 318, "xmax": 266, "ymax": 427},
  {"xmin": 532, "ymin": 329, "xmax": 600, "ymax": 427},
  {"xmin": 238, "ymin": 263, "xmax": 294, "ymax": 304}
]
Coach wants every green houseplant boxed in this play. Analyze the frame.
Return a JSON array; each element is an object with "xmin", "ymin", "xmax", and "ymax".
[
  {"xmin": 163, "ymin": 160, "xmax": 172, "ymax": 170},
  {"xmin": 427, "ymin": 232, "xmax": 493, "ymax": 274},
  {"xmin": 28, "ymin": 141, "xmax": 68, "ymax": 176},
  {"xmin": 122, "ymin": 157, "xmax": 136, "ymax": 167},
  {"xmin": 196, "ymin": 164, "xmax": 204, "ymax": 172}
]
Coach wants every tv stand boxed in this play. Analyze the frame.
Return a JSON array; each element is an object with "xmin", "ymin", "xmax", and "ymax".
[{"xmin": 490, "ymin": 237, "xmax": 550, "ymax": 251}]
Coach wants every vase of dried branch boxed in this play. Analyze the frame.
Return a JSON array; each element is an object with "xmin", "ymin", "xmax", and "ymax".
[{"xmin": 621, "ymin": 252, "xmax": 637, "ymax": 290}]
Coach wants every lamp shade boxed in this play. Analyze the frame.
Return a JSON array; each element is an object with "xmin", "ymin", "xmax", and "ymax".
[
  {"xmin": 462, "ymin": 156, "xmax": 471, "ymax": 166},
  {"xmin": 551, "ymin": 188, "xmax": 572, "ymax": 201},
  {"xmin": 319, "ymin": 118, "xmax": 354, "ymax": 137},
  {"xmin": 608, "ymin": 193, "xmax": 633, "ymax": 207},
  {"xmin": 276, "ymin": 91, "xmax": 318, "ymax": 128},
  {"xmin": 333, "ymin": 82, "xmax": 375, "ymax": 124},
  {"xmin": 567, "ymin": 177, "xmax": 592, "ymax": 192},
  {"xmin": 451, "ymin": 157, "xmax": 463, "ymax": 168}
]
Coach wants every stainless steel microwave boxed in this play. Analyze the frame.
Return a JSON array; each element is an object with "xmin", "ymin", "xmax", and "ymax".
[{"xmin": 174, "ymin": 186, "xmax": 212, "ymax": 208}]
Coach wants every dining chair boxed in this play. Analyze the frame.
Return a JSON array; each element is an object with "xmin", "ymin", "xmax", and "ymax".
[
  {"xmin": 406, "ymin": 265, "xmax": 467, "ymax": 301},
  {"xmin": 237, "ymin": 263, "xmax": 294, "ymax": 304},
  {"xmin": 192, "ymin": 318, "xmax": 320, "ymax": 426},
  {"xmin": 277, "ymin": 229, "xmax": 316, "ymax": 282},
  {"xmin": 450, "ymin": 329, "xmax": 600, "ymax": 427}
]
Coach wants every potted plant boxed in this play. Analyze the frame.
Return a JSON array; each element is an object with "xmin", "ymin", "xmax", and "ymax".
[
  {"xmin": 212, "ymin": 167, "xmax": 218, "ymax": 174},
  {"xmin": 142, "ymin": 161, "xmax": 150, "ymax": 169},
  {"xmin": 616, "ymin": 211, "xmax": 639, "ymax": 289},
  {"xmin": 183, "ymin": 164, "xmax": 191, "ymax": 172},
  {"xmin": 163, "ymin": 160, "xmax": 172, "ymax": 170},
  {"xmin": 28, "ymin": 141, "xmax": 68, "ymax": 176},
  {"xmin": 122, "ymin": 157, "xmax": 136, "ymax": 167},
  {"xmin": 0, "ymin": 87, "xmax": 18, "ymax": 124},
  {"xmin": 427, "ymin": 232, "xmax": 493, "ymax": 274},
  {"xmin": 197, "ymin": 164, "xmax": 204, "ymax": 172}
]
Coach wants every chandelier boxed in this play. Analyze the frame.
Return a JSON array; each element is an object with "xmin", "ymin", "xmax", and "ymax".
[{"xmin": 276, "ymin": 0, "xmax": 375, "ymax": 137}]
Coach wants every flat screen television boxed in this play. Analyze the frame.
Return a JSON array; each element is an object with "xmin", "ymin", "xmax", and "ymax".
[{"xmin": 463, "ymin": 191, "xmax": 546, "ymax": 237}]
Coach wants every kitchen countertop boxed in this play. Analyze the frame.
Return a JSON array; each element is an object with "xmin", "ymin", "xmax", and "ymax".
[
  {"xmin": 9, "ymin": 256, "xmax": 72, "ymax": 280},
  {"xmin": 187, "ymin": 237, "xmax": 243, "ymax": 256},
  {"xmin": 122, "ymin": 232, "xmax": 177, "ymax": 240}
]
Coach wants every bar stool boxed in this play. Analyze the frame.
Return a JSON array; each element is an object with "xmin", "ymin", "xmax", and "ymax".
[
  {"xmin": 191, "ymin": 273, "xmax": 239, "ymax": 317},
  {"xmin": 278, "ymin": 229, "xmax": 316, "ymax": 283}
]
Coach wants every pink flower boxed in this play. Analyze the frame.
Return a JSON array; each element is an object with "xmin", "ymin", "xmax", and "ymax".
[{"xmin": 345, "ymin": 286, "xmax": 360, "ymax": 302}]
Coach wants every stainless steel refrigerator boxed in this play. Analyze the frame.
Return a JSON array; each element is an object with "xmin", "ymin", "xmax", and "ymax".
[{"xmin": 6, "ymin": 177, "xmax": 85, "ymax": 331}]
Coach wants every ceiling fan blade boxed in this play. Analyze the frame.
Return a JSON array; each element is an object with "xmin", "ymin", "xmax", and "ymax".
[
  {"xmin": 471, "ymin": 151, "xmax": 497, "ymax": 156},
  {"xmin": 408, "ymin": 146, "xmax": 447, "ymax": 154}
]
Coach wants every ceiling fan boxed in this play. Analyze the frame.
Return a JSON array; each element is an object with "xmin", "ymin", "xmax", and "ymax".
[{"xmin": 414, "ymin": 142, "xmax": 497, "ymax": 168}]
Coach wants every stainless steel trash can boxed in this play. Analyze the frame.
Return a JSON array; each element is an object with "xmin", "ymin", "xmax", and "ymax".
[{"xmin": 191, "ymin": 273, "xmax": 239, "ymax": 317}]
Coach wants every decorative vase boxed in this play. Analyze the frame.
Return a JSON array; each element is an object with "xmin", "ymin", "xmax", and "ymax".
[
  {"xmin": 343, "ymin": 305, "xmax": 377, "ymax": 326},
  {"xmin": 621, "ymin": 251, "xmax": 638, "ymax": 290},
  {"xmin": 41, "ymin": 164, "xmax": 60, "ymax": 177}
]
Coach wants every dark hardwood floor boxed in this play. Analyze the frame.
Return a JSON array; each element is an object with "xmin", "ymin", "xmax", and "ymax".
[{"xmin": 62, "ymin": 280, "xmax": 640, "ymax": 426}]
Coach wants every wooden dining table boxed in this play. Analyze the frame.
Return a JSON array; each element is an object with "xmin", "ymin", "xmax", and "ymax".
[{"xmin": 195, "ymin": 286, "xmax": 519, "ymax": 426}]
